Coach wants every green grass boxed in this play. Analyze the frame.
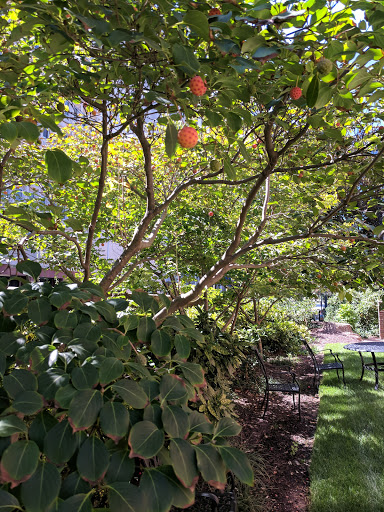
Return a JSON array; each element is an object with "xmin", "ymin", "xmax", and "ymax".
[{"xmin": 310, "ymin": 343, "xmax": 384, "ymax": 512}]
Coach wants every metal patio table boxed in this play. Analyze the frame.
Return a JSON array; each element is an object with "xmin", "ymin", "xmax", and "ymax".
[{"xmin": 344, "ymin": 342, "xmax": 384, "ymax": 390}]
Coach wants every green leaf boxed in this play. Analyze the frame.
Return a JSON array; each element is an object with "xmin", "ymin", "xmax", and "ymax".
[
  {"xmin": 181, "ymin": 327, "xmax": 204, "ymax": 343},
  {"xmin": 16, "ymin": 260, "xmax": 42, "ymax": 281},
  {"xmin": 0, "ymin": 415, "xmax": 28, "ymax": 437},
  {"xmin": 182, "ymin": 10, "xmax": 209, "ymax": 40},
  {"xmin": 3, "ymin": 369, "xmax": 37, "ymax": 398},
  {"xmin": 223, "ymin": 157, "xmax": 236, "ymax": 180},
  {"xmin": 2, "ymin": 440, "xmax": 39, "ymax": 481},
  {"xmin": 143, "ymin": 403, "xmax": 162, "ymax": 429},
  {"xmin": 95, "ymin": 301, "xmax": 117, "ymax": 323},
  {"xmin": 17, "ymin": 121, "xmax": 40, "ymax": 143},
  {"xmin": 238, "ymin": 140, "xmax": 252, "ymax": 162},
  {"xmin": 108, "ymin": 482, "xmax": 145, "ymax": 512},
  {"xmin": 28, "ymin": 298, "xmax": 52, "ymax": 324},
  {"xmin": 0, "ymin": 122, "xmax": 18, "ymax": 142},
  {"xmin": 0, "ymin": 489, "xmax": 21, "ymax": 511},
  {"xmin": 77, "ymin": 436, "xmax": 109, "ymax": 482},
  {"xmin": 68, "ymin": 389, "xmax": 103, "ymax": 431},
  {"xmin": 226, "ymin": 112, "xmax": 242, "ymax": 133},
  {"xmin": 38, "ymin": 368, "xmax": 69, "ymax": 400},
  {"xmin": 13, "ymin": 390, "xmax": 43, "ymax": 415},
  {"xmin": 99, "ymin": 357, "xmax": 124, "ymax": 385},
  {"xmin": 162, "ymin": 405, "xmax": 189, "ymax": 439},
  {"xmin": 214, "ymin": 417, "xmax": 241, "ymax": 437},
  {"xmin": 307, "ymin": 74, "xmax": 320, "ymax": 108},
  {"xmin": 59, "ymin": 494, "xmax": 92, "ymax": 512},
  {"xmin": 55, "ymin": 384, "xmax": 77, "ymax": 409},
  {"xmin": 174, "ymin": 334, "xmax": 190, "ymax": 359},
  {"xmin": 20, "ymin": 462, "xmax": 61, "ymax": 512},
  {"xmin": 0, "ymin": 333, "xmax": 25, "ymax": 356},
  {"xmin": 131, "ymin": 291, "xmax": 154, "ymax": 312},
  {"xmin": 29, "ymin": 412, "xmax": 58, "ymax": 451},
  {"xmin": 137, "ymin": 316, "xmax": 157, "ymax": 342},
  {"xmin": 160, "ymin": 374, "xmax": 187, "ymax": 402},
  {"xmin": 99, "ymin": 401, "xmax": 130, "ymax": 441},
  {"xmin": 169, "ymin": 439, "xmax": 198, "ymax": 488},
  {"xmin": 44, "ymin": 420, "xmax": 79, "ymax": 464},
  {"xmin": 3, "ymin": 292, "xmax": 28, "ymax": 315},
  {"xmin": 49, "ymin": 290, "xmax": 72, "ymax": 308},
  {"xmin": 54, "ymin": 310, "xmax": 78, "ymax": 329},
  {"xmin": 105, "ymin": 450, "xmax": 135, "ymax": 484},
  {"xmin": 71, "ymin": 364, "xmax": 99, "ymax": 390},
  {"xmin": 157, "ymin": 466, "xmax": 194, "ymax": 508},
  {"xmin": 165, "ymin": 123, "xmax": 178, "ymax": 158},
  {"xmin": 45, "ymin": 149, "xmax": 73, "ymax": 184},
  {"xmin": 194, "ymin": 444, "xmax": 226, "ymax": 486},
  {"xmin": 141, "ymin": 468, "xmax": 174, "ymax": 512},
  {"xmin": 112, "ymin": 379, "xmax": 148, "ymax": 408},
  {"xmin": 123, "ymin": 314, "xmax": 139, "ymax": 331},
  {"xmin": 172, "ymin": 44, "xmax": 200, "ymax": 75},
  {"xmin": 128, "ymin": 420, "xmax": 164, "ymax": 458},
  {"xmin": 151, "ymin": 329, "xmax": 172, "ymax": 357},
  {"xmin": 73, "ymin": 323, "xmax": 101, "ymax": 342},
  {"xmin": 140, "ymin": 379, "xmax": 160, "ymax": 401},
  {"xmin": 218, "ymin": 446, "xmax": 254, "ymax": 485},
  {"xmin": 189, "ymin": 411, "xmax": 213, "ymax": 434},
  {"xmin": 179, "ymin": 362, "xmax": 205, "ymax": 386},
  {"xmin": 59, "ymin": 472, "xmax": 91, "ymax": 499}
]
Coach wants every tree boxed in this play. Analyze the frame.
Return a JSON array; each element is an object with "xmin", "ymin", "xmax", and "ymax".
[{"xmin": 1, "ymin": 0, "xmax": 384, "ymax": 324}]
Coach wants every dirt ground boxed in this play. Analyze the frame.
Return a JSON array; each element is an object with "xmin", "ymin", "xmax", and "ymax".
[{"xmin": 234, "ymin": 322, "xmax": 365, "ymax": 512}]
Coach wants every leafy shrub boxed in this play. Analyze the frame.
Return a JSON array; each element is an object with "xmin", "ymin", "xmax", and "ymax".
[
  {"xmin": 272, "ymin": 297, "xmax": 317, "ymax": 326},
  {"xmin": 192, "ymin": 310, "xmax": 246, "ymax": 420},
  {"xmin": 325, "ymin": 289, "xmax": 382, "ymax": 337},
  {"xmin": 239, "ymin": 319, "xmax": 312, "ymax": 356},
  {"xmin": 0, "ymin": 264, "xmax": 253, "ymax": 511}
]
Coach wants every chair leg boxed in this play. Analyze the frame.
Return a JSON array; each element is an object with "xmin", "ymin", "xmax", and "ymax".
[
  {"xmin": 262, "ymin": 390, "xmax": 269, "ymax": 418},
  {"xmin": 336, "ymin": 368, "xmax": 340, "ymax": 380},
  {"xmin": 298, "ymin": 391, "xmax": 301, "ymax": 421},
  {"xmin": 292, "ymin": 392, "xmax": 296, "ymax": 410},
  {"xmin": 342, "ymin": 365, "xmax": 346, "ymax": 386},
  {"xmin": 260, "ymin": 389, "xmax": 267, "ymax": 412}
]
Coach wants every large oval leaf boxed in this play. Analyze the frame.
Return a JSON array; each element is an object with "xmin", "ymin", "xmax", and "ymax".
[
  {"xmin": 71, "ymin": 364, "xmax": 99, "ymax": 390},
  {"xmin": 162, "ymin": 405, "xmax": 189, "ymax": 439},
  {"xmin": 105, "ymin": 449, "xmax": 135, "ymax": 484},
  {"xmin": 141, "ymin": 468, "xmax": 175, "ymax": 512},
  {"xmin": 151, "ymin": 329, "xmax": 172, "ymax": 357},
  {"xmin": 13, "ymin": 390, "xmax": 43, "ymax": 415},
  {"xmin": 99, "ymin": 357, "xmax": 124, "ymax": 385},
  {"xmin": 0, "ymin": 415, "xmax": 28, "ymax": 437},
  {"xmin": 213, "ymin": 417, "xmax": 241, "ymax": 438},
  {"xmin": 44, "ymin": 419, "xmax": 79, "ymax": 464},
  {"xmin": 38, "ymin": 368, "xmax": 69, "ymax": 400},
  {"xmin": 99, "ymin": 401, "xmax": 130, "ymax": 441},
  {"xmin": 108, "ymin": 482, "xmax": 144, "ymax": 512},
  {"xmin": 28, "ymin": 298, "xmax": 52, "ymax": 325},
  {"xmin": 2, "ymin": 440, "xmax": 39, "ymax": 481},
  {"xmin": 45, "ymin": 149, "xmax": 73, "ymax": 184},
  {"xmin": 76, "ymin": 436, "xmax": 109, "ymax": 483},
  {"xmin": 112, "ymin": 379, "xmax": 148, "ymax": 409},
  {"xmin": 68, "ymin": 389, "xmax": 103, "ymax": 431},
  {"xmin": 137, "ymin": 316, "xmax": 156, "ymax": 342},
  {"xmin": 29, "ymin": 412, "xmax": 58, "ymax": 451},
  {"xmin": 169, "ymin": 439, "xmax": 198, "ymax": 489},
  {"xmin": 160, "ymin": 374, "xmax": 187, "ymax": 403},
  {"xmin": 0, "ymin": 489, "xmax": 20, "ymax": 511},
  {"xmin": 20, "ymin": 462, "xmax": 61, "ymax": 512},
  {"xmin": 217, "ymin": 445, "xmax": 254, "ymax": 486},
  {"xmin": 128, "ymin": 421, "xmax": 164, "ymax": 459},
  {"xmin": 59, "ymin": 494, "xmax": 92, "ymax": 512},
  {"xmin": 194, "ymin": 444, "xmax": 226, "ymax": 488},
  {"xmin": 16, "ymin": 260, "xmax": 42, "ymax": 281},
  {"xmin": 3, "ymin": 369, "xmax": 37, "ymax": 399}
]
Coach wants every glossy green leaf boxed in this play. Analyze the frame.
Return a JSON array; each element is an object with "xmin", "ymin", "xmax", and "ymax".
[
  {"xmin": 307, "ymin": 74, "xmax": 320, "ymax": 108},
  {"xmin": 73, "ymin": 323, "xmax": 101, "ymax": 342},
  {"xmin": 169, "ymin": 439, "xmax": 198, "ymax": 488},
  {"xmin": 139, "ymin": 379, "xmax": 160, "ymax": 401},
  {"xmin": 105, "ymin": 449, "xmax": 135, "ymax": 484},
  {"xmin": 0, "ymin": 122, "xmax": 18, "ymax": 142},
  {"xmin": 172, "ymin": 43, "xmax": 200, "ymax": 75},
  {"xmin": 16, "ymin": 260, "xmax": 42, "ymax": 281},
  {"xmin": 189, "ymin": 411, "xmax": 214, "ymax": 434},
  {"xmin": 27, "ymin": 298, "xmax": 52, "ymax": 324},
  {"xmin": 99, "ymin": 357, "xmax": 124, "ymax": 385},
  {"xmin": 143, "ymin": 403, "xmax": 162, "ymax": 429},
  {"xmin": 44, "ymin": 419, "xmax": 79, "ymax": 464},
  {"xmin": 218, "ymin": 445, "xmax": 254, "ymax": 485},
  {"xmin": 68, "ymin": 389, "xmax": 103, "ymax": 430},
  {"xmin": 99, "ymin": 401, "xmax": 130, "ymax": 441},
  {"xmin": 45, "ymin": 149, "xmax": 73, "ymax": 184},
  {"xmin": 151, "ymin": 329, "xmax": 172, "ymax": 357},
  {"xmin": 59, "ymin": 472, "xmax": 91, "ymax": 499},
  {"xmin": 0, "ymin": 415, "xmax": 28, "ymax": 437},
  {"xmin": 214, "ymin": 417, "xmax": 241, "ymax": 437},
  {"xmin": 2, "ymin": 440, "xmax": 39, "ymax": 481},
  {"xmin": 179, "ymin": 362, "xmax": 205, "ymax": 386},
  {"xmin": 54, "ymin": 310, "xmax": 78, "ymax": 329},
  {"xmin": 29, "ymin": 412, "xmax": 58, "ymax": 451},
  {"xmin": 182, "ymin": 10, "xmax": 209, "ymax": 40},
  {"xmin": 0, "ymin": 489, "xmax": 21, "ymax": 511},
  {"xmin": 162, "ymin": 405, "xmax": 189, "ymax": 439},
  {"xmin": 158, "ymin": 465, "xmax": 194, "ymax": 508},
  {"xmin": 137, "ymin": 316, "xmax": 156, "ymax": 342},
  {"xmin": 38, "ymin": 368, "xmax": 69, "ymax": 400},
  {"xmin": 0, "ymin": 333, "xmax": 25, "ymax": 356},
  {"xmin": 165, "ymin": 123, "xmax": 178, "ymax": 158},
  {"xmin": 141, "ymin": 468, "xmax": 174, "ymax": 512},
  {"xmin": 194, "ymin": 444, "xmax": 226, "ymax": 486},
  {"xmin": 160, "ymin": 374, "xmax": 187, "ymax": 402},
  {"xmin": 77, "ymin": 436, "xmax": 109, "ymax": 482},
  {"xmin": 3, "ymin": 369, "xmax": 37, "ymax": 398},
  {"xmin": 128, "ymin": 420, "xmax": 164, "ymax": 458},
  {"xmin": 112, "ymin": 379, "xmax": 148, "ymax": 408},
  {"xmin": 20, "ymin": 462, "xmax": 61, "ymax": 512},
  {"xmin": 3, "ymin": 292, "xmax": 28, "ymax": 315},
  {"xmin": 55, "ymin": 384, "xmax": 77, "ymax": 408},
  {"xmin": 59, "ymin": 494, "xmax": 92, "ymax": 512},
  {"xmin": 181, "ymin": 327, "xmax": 204, "ymax": 343},
  {"xmin": 108, "ymin": 482, "xmax": 144, "ymax": 512},
  {"xmin": 71, "ymin": 364, "xmax": 99, "ymax": 390},
  {"xmin": 94, "ymin": 301, "xmax": 117, "ymax": 323},
  {"xmin": 49, "ymin": 290, "xmax": 72, "ymax": 308},
  {"xmin": 13, "ymin": 390, "xmax": 43, "ymax": 415}
]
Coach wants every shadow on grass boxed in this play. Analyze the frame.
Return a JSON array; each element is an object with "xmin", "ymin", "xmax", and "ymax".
[{"xmin": 310, "ymin": 345, "xmax": 384, "ymax": 512}]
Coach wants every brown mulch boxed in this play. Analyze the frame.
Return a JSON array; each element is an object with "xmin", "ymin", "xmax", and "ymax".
[{"xmin": 233, "ymin": 321, "xmax": 369, "ymax": 512}]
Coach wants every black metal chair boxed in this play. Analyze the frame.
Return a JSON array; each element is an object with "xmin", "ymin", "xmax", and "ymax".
[
  {"xmin": 303, "ymin": 339, "xmax": 345, "ymax": 389},
  {"xmin": 253, "ymin": 348, "xmax": 301, "ymax": 420}
]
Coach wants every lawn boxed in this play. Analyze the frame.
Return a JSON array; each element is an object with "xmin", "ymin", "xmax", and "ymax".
[{"xmin": 310, "ymin": 343, "xmax": 384, "ymax": 512}]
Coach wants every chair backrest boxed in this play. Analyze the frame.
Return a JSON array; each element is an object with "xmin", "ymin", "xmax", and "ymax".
[
  {"xmin": 302, "ymin": 339, "xmax": 319, "ymax": 371},
  {"xmin": 253, "ymin": 347, "xmax": 269, "ymax": 387}
]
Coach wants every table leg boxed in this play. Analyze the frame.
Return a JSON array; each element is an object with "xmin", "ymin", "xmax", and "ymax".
[
  {"xmin": 372, "ymin": 352, "xmax": 380, "ymax": 390},
  {"xmin": 359, "ymin": 351, "xmax": 365, "ymax": 381}
]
